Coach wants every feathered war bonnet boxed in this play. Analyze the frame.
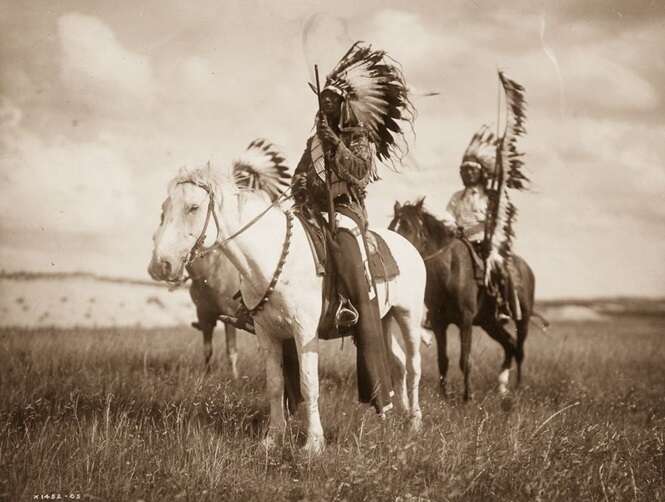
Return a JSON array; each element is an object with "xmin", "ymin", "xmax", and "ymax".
[
  {"xmin": 321, "ymin": 41, "xmax": 416, "ymax": 179},
  {"xmin": 460, "ymin": 125, "xmax": 499, "ymax": 182},
  {"xmin": 232, "ymin": 139, "xmax": 290, "ymax": 201}
]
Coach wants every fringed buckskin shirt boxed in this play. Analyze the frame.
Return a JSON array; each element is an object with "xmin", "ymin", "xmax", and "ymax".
[
  {"xmin": 293, "ymin": 126, "xmax": 372, "ymax": 213},
  {"xmin": 442, "ymin": 186, "xmax": 489, "ymax": 242}
]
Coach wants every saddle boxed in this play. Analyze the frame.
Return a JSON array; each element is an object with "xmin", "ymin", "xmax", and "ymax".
[
  {"xmin": 459, "ymin": 238, "xmax": 486, "ymax": 285},
  {"xmin": 296, "ymin": 207, "xmax": 400, "ymax": 340},
  {"xmin": 460, "ymin": 237, "xmax": 522, "ymax": 321}
]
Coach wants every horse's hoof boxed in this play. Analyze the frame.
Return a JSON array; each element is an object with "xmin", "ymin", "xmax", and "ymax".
[
  {"xmin": 261, "ymin": 434, "xmax": 279, "ymax": 451},
  {"xmin": 500, "ymin": 395, "xmax": 514, "ymax": 412},
  {"xmin": 409, "ymin": 413, "xmax": 423, "ymax": 432},
  {"xmin": 302, "ymin": 436, "xmax": 325, "ymax": 456},
  {"xmin": 498, "ymin": 369, "xmax": 511, "ymax": 394}
]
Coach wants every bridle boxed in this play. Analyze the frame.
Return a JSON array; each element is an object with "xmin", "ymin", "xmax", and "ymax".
[
  {"xmin": 162, "ymin": 180, "xmax": 221, "ymax": 290},
  {"xmin": 168, "ymin": 179, "xmax": 294, "ymax": 317},
  {"xmin": 182, "ymin": 180, "xmax": 222, "ymax": 269}
]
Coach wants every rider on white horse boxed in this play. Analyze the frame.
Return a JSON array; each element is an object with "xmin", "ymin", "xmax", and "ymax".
[{"xmin": 291, "ymin": 42, "xmax": 416, "ymax": 415}]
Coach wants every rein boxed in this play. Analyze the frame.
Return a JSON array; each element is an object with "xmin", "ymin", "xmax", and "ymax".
[
  {"xmin": 174, "ymin": 181, "xmax": 291, "ymax": 276},
  {"xmin": 423, "ymin": 247, "xmax": 447, "ymax": 262},
  {"xmin": 238, "ymin": 208, "xmax": 294, "ymax": 315},
  {"xmin": 169, "ymin": 179, "xmax": 294, "ymax": 324}
]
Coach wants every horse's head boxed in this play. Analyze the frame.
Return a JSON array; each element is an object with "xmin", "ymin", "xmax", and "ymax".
[
  {"xmin": 388, "ymin": 198, "xmax": 428, "ymax": 253},
  {"xmin": 148, "ymin": 166, "xmax": 221, "ymax": 282},
  {"xmin": 389, "ymin": 197, "xmax": 454, "ymax": 255},
  {"xmin": 148, "ymin": 139, "xmax": 291, "ymax": 282}
]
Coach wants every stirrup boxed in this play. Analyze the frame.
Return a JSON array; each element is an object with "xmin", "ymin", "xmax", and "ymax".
[
  {"xmin": 335, "ymin": 294, "xmax": 359, "ymax": 329},
  {"xmin": 497, "ymin": 313, "xmax": 511, "ymax": 325}
]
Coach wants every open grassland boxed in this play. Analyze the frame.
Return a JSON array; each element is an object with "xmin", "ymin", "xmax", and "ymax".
[{"xmin": 1, "ymin": 317, "xmax": 664, "ymax": 501}]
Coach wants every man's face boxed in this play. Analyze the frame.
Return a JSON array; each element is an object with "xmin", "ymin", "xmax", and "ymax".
[
  {"xmin": 460, "ymin": 163, "xmax": 483, "ymax": 187},
  {"xmin": 321, "ymin": 90, "xmax": 342, "ymax": 116}
]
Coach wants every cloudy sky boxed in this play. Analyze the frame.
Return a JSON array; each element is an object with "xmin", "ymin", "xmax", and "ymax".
[{"xmin": 1, "ymin": 0, "xmax": 664, "ymax": 299}]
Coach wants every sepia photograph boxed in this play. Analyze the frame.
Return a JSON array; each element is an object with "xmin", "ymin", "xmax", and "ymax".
[{"xmin": 1, "ymin": 0, "xmax": 664, "ymax": 500}]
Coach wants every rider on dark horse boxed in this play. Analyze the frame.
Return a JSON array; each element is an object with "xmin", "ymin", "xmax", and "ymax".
[
  {"xmin": 442, "ymin": 126, "xmax": 519, "ymax": 323},
  {"xmin": 291, "ymin": 42, "xmax": 415, "ymax": 415}
]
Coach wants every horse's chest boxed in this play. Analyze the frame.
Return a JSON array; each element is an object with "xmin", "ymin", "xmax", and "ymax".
[
  {"xmin": 253, "ymin": 295, "xmax": 299, "ymax": 339},
  {"xmin": 191, "ymin": 280, "xmax": 239, "ymax": 315}
]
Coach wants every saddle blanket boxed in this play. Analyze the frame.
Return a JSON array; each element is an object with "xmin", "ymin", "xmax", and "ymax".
[{"xmin": 297, "ymin": 212, "xmax": 400, "ymax": 282}]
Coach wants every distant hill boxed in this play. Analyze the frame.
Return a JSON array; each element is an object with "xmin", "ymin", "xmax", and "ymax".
[
  {"xmin": 0, "ymin": 270, "xmax": 173, "ymax": 288},
  {"xmin": 0, "ymin": 271, "xmax": 193, "ymax": 329},
  {"xmin": 1, "ymin": 270, "xmax": 663, "ymax": 329},
  {"xmin": 538, "ymin": 297, "xmax": 665, "ymax": 319}
]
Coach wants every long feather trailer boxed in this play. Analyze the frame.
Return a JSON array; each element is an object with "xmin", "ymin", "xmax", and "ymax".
[{"xmin": 484, "ymin": 71, "xmax": 528, "ymax": 284}]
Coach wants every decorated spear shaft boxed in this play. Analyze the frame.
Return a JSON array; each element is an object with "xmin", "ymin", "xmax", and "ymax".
[{"xmin": 314, "ymin": 64, "xmax": 337, "ymax": 235}]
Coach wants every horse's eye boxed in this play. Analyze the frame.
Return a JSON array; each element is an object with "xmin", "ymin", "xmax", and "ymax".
[{"xmin": 187, "ymin": 205, "xmax": 199, "ymax": 214}]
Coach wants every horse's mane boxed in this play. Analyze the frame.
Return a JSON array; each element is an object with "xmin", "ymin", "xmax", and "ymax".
[
  {"xmin": 422, "ymin": 210, "xmax": 454, "ymax": 245},
  {"xmin": 168, "ymin": 164, "xmax": 227, "ymax": 197},
  {"xmin": 167, "ymin": 139, "xmax": 291, "ymax": 204}
]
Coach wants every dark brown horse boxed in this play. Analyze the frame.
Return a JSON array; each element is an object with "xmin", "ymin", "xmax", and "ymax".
[{"xmin": 389, "ymin": 198, "xmax": 538, "ymax": 400}]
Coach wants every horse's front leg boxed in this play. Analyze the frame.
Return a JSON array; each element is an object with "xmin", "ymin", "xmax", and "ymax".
[
  {"xmin": 294, "ymin": 332, "xmax": 324, "ymax": 455},
  {"xmin": 255, "ymin": 329, "xmax": 286, "ymax": 449},
  {"xmin": 194, "ymin": 310, "xmax": 216, "ymax": 374},
  {"xmin": 434, "ymin": 322, "xmax": 450, "ymax": 398},
  {"xmin": 224, "ymin": 324, "xmax": 239, "ymax": 380},
  {"xmin": 459, "ymin": 318, "xmax": 473, "ymax": 402}
]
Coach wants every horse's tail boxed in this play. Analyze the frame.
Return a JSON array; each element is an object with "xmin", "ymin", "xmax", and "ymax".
[{"xmin": 530, "ymin": 310, "xmax": 550, "ymax": 333}]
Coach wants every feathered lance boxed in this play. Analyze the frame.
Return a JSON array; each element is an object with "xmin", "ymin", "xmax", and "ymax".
[
  {"xmin": 314, "ymin": 64, "xmax": 337, "ymax": 235},
  {"xmin": 482, "ymin": 70, "xmax": 528, "ymax": 286},
  {"xmin": 482, "ymin": 76, "xmax": 502, "ymax": 283}
]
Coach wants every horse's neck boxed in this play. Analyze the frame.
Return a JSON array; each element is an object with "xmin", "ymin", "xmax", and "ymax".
[
  {"xmin": 216, "ymin": 186, "xmax": 285, "ymax": 301},
  {"xmin": 422, "ymin": 224, "xmax": 455, "ymax": 255}
]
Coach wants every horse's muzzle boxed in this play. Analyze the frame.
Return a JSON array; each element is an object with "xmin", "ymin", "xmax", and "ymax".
[{"xmin": 148, "ymin": 256, "xmax": 179, "ymax": 282}]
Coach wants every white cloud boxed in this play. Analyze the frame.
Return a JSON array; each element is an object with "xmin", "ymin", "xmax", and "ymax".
[
  {"xmin": 57, "ymin": 12, "xmax": 155, "ymax": 112},
  {"xmin": 0, "ymin": 97, "xmax": 23, "ymax": 134},
  {"xmin": 0, "ymin": 120, "xmax": 138, "ymax": 234},
  {"xmin": 361, "ymin": 8, "xmax": 469, "ymax": 73},
  {"xmin": 563, "ymin": 49, "xmax": 658, "ymax": 111}
]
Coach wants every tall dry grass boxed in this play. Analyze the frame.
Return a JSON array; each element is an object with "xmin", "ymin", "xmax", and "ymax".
[{"xmin": 1, "ymin": 317, "xmax": 664, "ymax": 501}]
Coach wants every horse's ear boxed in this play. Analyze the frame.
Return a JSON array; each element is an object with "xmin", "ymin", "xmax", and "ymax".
[
  {"xmin": 394, "ymin": 201, "xmax": 401, "ymax": 214},
  {"xmin": 415, "ymin": 197, "xmax": 425, "ymax": 210}
]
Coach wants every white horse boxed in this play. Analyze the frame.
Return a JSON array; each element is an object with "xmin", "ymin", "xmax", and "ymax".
[
  {"xmin": 150, "ymin": 141, "xmax": 293, "ymax": 378},
  {"xmin": 149, "ymin": 157, "xmax": 428, "ymax": 455}
]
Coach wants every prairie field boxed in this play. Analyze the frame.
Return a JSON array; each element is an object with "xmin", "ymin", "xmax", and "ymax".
[{"xmin": 1, "ymin": 316, "xmax": 664, "ymax": 501}]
